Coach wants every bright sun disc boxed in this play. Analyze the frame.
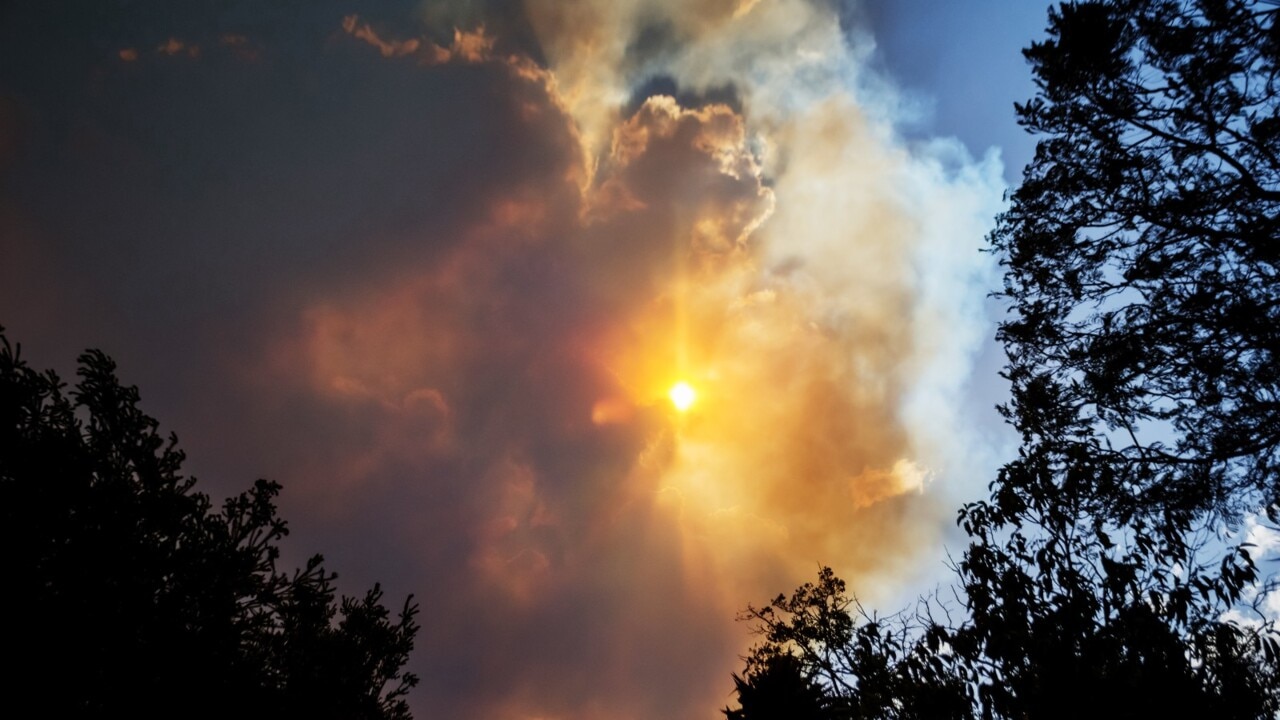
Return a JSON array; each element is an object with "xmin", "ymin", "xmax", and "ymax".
[{"xmin": 669, "ymin": 381, "xmax": 696, "ymax": 412}]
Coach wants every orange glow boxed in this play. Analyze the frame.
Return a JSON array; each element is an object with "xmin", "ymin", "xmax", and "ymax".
[
  {"xmin": 257, "ymin": 23, "xmax": 1001, "ymax": 713},
  {"xmin": 669, "ymin": 381, "xmax": 697, "ymax": 412}
]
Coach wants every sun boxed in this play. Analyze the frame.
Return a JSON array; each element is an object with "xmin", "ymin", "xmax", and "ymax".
[{"xmin": 669, "ymin": 381, "xmax": 697, "ymax": 412}]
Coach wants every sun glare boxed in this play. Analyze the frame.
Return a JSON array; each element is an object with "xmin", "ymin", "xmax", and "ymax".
[{"xmin": 669, "ymin": 381, "xmax": 697, "ymax": 412}]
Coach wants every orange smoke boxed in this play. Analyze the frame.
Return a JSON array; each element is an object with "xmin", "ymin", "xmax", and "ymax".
[{"xmin": 257, "ymin": 4, "xmax": 1006, "ymax": 717}]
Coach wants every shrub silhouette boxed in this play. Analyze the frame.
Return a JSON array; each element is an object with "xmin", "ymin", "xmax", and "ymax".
[{"xmin": 0, "ymin": 329, "xmax": 419, "ymax": 718}]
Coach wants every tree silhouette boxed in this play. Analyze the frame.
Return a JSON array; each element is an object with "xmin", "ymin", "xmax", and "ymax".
[
  {"xmin": 727, "ymin": 1, "xmax": 1280, "ymax": 717},
  {"xmin": 994, "ymin": 0, "xmax": 1280, "ymax": 525},
  {"xmin": 724, "ymin": 654, "xmax": 829, "ymax": 720},
  {"xmin": 0, "ymin": 329, "xmax": 419, "ymax": 719},
  {"xmin": 730, "ymin": 569, "xmax": 971, "ymax": 720}
]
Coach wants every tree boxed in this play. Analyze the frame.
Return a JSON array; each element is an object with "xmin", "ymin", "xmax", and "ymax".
[
  {"xmin": 726, "ymin": 1, "xmax": 1280, "ymax": 717},
  {"xmin": 994, "ymin": 0, "xmax": 1280, "ymax": 525},
  {"xmin": 731, "ymin": 545, "xmax": 1278, "ymax": 719},
  {"xmin": 0, "ymin": 328, "xmax": 420, "ymax": 719},
  {"xmin": 730, "ymin": 569, "xmax": 971, "ymax": 720},
  {"xmin": 724, "ymin": 653, "xmax": 830, "ymax": 720}
]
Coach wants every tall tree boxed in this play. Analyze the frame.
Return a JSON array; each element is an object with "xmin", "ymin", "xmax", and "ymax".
[
  {"xmin": 726, "ymin": 1, "xmax": 1280, "ymax": 717},
  {"xmin": 0, "ymin": 330, "xmax": 420, "ymax": 719},
  {"xmin": 994, "ymin": 0, "xmax": 1280, "ymax": 525}
]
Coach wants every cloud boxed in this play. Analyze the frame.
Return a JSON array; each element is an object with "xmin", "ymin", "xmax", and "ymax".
[
  {"xmin": 1, "ymin": 1, "xmax": 1008, "ymax": 717},
  {"xmin": 157, "ymin": 36, "xmax": 200, "ymax": 57},
  {"xmin": 244, "ymin": 4, "xmax": 1006, "ymax": 714},
  {"xmin": 343, "ymin": 14, "xmax": 423, "ymax": 57},
  {"xmin": 341, "ymin": 13, "xmax": 511, "ymax": 66}
]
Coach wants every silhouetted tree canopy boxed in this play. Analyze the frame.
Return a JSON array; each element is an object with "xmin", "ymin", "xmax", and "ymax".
[
  {"xmin": 727, "ymin": 1, "xmax": 1280, "ymax": 717},
  {"xmin": 731, "ymin": 546, "xmax": 1278, "ymax": 719},
  {"xmin": 724, "ymin": 653, "xmax": 829, "ymax": 720},
  {"xmin": 0, "ymin": 329, "xmax": 419, "ymax": 718},
  {"xmin": 995, "ymin": 0, "xmax": 1280, "ymax": 524},
  {"xmin": 730, "ymin": 569, "xmax": 972, "ymax": 720}
]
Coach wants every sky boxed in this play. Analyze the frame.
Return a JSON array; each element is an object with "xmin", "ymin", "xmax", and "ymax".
[{"xmin": 1, "ymin": 1, "xmax": 1052, "ymax": 717}]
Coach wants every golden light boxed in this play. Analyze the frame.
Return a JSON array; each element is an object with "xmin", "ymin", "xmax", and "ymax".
[{"xmin": 669, "ymin": 381, "xmax": 697, "ymax": 412}]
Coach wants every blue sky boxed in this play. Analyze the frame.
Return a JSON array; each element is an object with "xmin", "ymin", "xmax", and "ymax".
[{"xmin": 862, "ymin": 0, "xmax": 1052, "ymax": 180}]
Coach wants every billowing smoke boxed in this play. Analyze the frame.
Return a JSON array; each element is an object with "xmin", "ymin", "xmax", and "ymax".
[
  {"xmin": 0, "ymin": 1, "xmax": 1007, "ymax": 717},
  {"xmin": 261, "ymin": 2, "xmax": 1007, "ymax": 716}
]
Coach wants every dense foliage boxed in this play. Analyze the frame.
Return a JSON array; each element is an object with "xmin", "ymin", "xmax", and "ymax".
[
  {"xmin": 726, "ymin": 1, "xmax": 1280, "ymax": 717},
  {"xmin": 0, "ymin": 331, "xmax": 419, "ymax": 718},
  {"xmin": 998, "ymin": 0, "xmax": 1280, "ymax": 527}
]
